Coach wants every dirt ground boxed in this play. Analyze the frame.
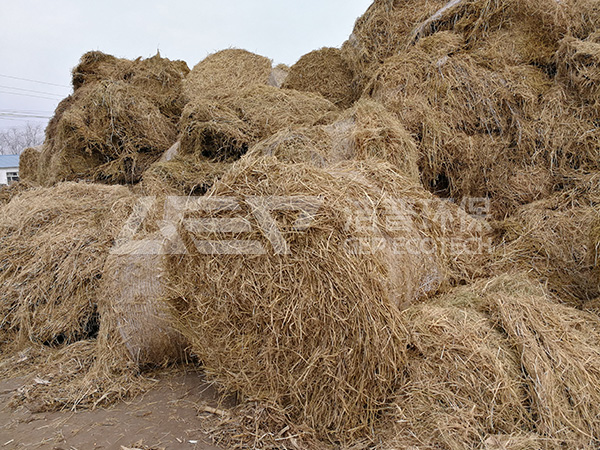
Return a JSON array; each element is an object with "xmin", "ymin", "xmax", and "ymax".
[{"xmin": 0, "ymin": 372, "xmax": 227, "ymax": 450}]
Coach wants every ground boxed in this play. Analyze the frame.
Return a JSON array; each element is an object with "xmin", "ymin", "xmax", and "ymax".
[{"xmin": 0, "ymin": 372, "xmax": 226, "ymax": 450}]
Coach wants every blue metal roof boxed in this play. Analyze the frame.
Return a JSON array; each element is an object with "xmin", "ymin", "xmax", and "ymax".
[{"xmin": 0, "ymin": 155, "xmax": 19, "ymax": 169}]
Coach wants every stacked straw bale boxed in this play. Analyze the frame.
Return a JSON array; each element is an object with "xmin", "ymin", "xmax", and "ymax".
[
  {"xmin": 493, "ymin": 175, "xmax": 600, "ymax": 305},
  {"xmin": 248, "ymin": 99, "xmax": 420, "ymax": 182},
  {"xmin": 179, "ymin": 85, "xmax": 339, "ymax": 160},
  {"xmin": 0, "ymin": 182, "xmax": 186, "ymax": 410},
  {"xmin": 380, "ymin": 274, "xmax": 600, "ymax": 449},
  {"xmin": 0, "ymin": 183, "xmax": 133, "ymax": 347},
  {"xmin": 38, "ymin": 52, "xmax": 188, "ymax": 185},
  {"xmin": 282, "ymin": 47, "xmax": 357, "ymax": 108},
  {"xmin": 184, "ymin": 49, "xmax": 273, "ymax": 102},
  {"xmin": 165, "ymin": 156, "xmax": 490, "ymax": 441},
  {"xmin": 18, "ymin": 146, "xmax": 42, "ymax": 183}
]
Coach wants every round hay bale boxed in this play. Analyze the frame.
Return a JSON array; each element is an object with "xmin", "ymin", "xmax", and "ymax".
[
  {"xmin": 282, "ymin": 47, "xmax": 357, "ymax": 109},
  {"xmin": 342, "ymin": 0, "xmax": 595, "ymax": 94},
  {"xmin": 165, "ymin": 156, "xmax": 491, "ymax": 440},
  {"xmin": 493, "ymin": 186, "xmax": 600, "ymax": 305},
  {"xmin": 556, "ymin": 33, "xmax": 600, "ymax": 107},
  {"xmin": 38, "ymin": 51, "xmax": 187, "ymax": 186},
  {"xmin": 249, "ymin": 98, "xmax": 420, "ymax": 181},
  {"xmin": 340, "ymin": 0, "xmax": 448, "ymax": 93},
  {"xmin": 478, "ymin": 275, "xmax": 600, "ymax": 447},
  {"xmin": 100, "ymin": 249, "xmax": 187, "ymax": 367},
  {"xmin": 0, "ymin": 182, "xmax": 134, "ymax": 348},
  {"xmin": 184, "ymin": 49, "xmax": 272, "ymax": 102},
  {"xmin": 141, "ymin": 156, "xmax": 230, "ymax": 197},
  {"xmin": 71, "ymin": 51, "xmax": 189, "ymax": 120},
  {"xmin": 18, "ymin": 146, "xmax": 42, "ymax": 184},
  {"xmin": 38, "ymin": 81, "xmax": 177, "ymax": 185},
  {"xmin": 71, "ymin": 51, "xmax": 127, "ymax": 90},
  {"xmin": 365, "ymin": 41, "xmax": 587, "ymax": 217},
  {"xmin": 179, "ymin": 85, "xmax": 339, "ymax": 160},
  {"xmin": 383, "ymin": 303, "xmax": 528, "ymax": 448}
]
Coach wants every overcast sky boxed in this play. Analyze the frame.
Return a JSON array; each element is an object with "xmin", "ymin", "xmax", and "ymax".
[{"xmin": 0, "ymin": 0, "xmax": 372, "ymax": 131}]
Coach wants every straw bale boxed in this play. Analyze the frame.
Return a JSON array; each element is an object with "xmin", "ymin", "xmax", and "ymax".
[
  {"xmin": 184, "ymin": 49, "xmax": 272, "ymax": 102},
  {"xmin": 72, "ymin": 51, "xmax": 189, "ymax": 120},
  {"xmin": 282, "ymin": 47, "xmax": 357, "ymax": 108},
  {"xmin": 71, "ymin": 51, "xmax": 128, "ymax": 90},
  {"xmin": 141, "ymin": 155, "xmax": 230, "ymax": 197},
  {"xmin": 366, "ymin": 43, "xmax": 590, "ymax": 217},
  {"xmin": 100, "ymin": 250, "xmax": 187, "ymax": 367},
  {"xmin": 383, "ymin": 303, "xmax": 529, "ymax": 449},
  {"xmin": 478, "ymin": 275, "xmax": 600, "ymax": 447},
  {"xmin": 0, "ymin": 183, "xmax": 133, "ymax": 348},
  {"xmin": 0, "ymin": 182, "xmax": 187, "ymax": 410},
  {"xmin": 340, "ymin": 0, "xmax": 448, "ymax": 94},
  {"xmin": 493, "ymin": 182, "xmax": 600, "ymax": 305},
  {"xmin": 342, "ymin": 0, "xmax": 600, "ymax": 94},
  {"xmin": 557, "ymin": 33, "xmax": 600, "ymax": 107},
  {"xmin": 179, "ymin": 85, "xmax": 339, "ymax": 160},
  {"xmin": 248, "ymin": 99, "xmax": 420, "ymax": 181},
  {"xmin": 18, "ymin": 146, "xmax": 42, "ymax": 184},
  {"xmin": 165, "ymin": 156, "xmax": 491, "ymax": 441},
  {"xmin": 38, "ymin": 51, "xmax": 187, "ymax": 186},
  {"xmin": 38, "ymin": 81, "xmax": 177, "ymax": 185}
]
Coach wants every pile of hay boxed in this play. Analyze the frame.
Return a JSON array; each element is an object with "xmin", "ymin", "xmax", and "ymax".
[
  {"xmin": 366, "ymin": 30, "xmax": 600, "ymax": 217},
  {"xmin": 340, "ymin": 0, "xmax": 448, "ymax": 94},
  {"xmin": 282, "ymin": 47, "xmax": 357, "ymax": 108},
  {"xmin": 18, "ymin": 146, "xmax": 41, "ymax": 183},
  {"xmin": 179, "ymin": 84, "xmax": 339, "ymax": 160},
  {"xmin": 248, "ymin": 98, "xmax": 420, "ymax": 181},
  {"xmin": 0, "ymin": 182, "xmax": 185, "ymax": 409},
  {"xmin": 0, "ymin": 181, "xmax": 33, "ymax": 207},
  {"xmin": 342, "ymin": 0, "xmax": 599, "ymax": 94},
  {"xmin": 0, "ymin": 183, "xmax": 133, "ymax": 347},
  {"xmin": 165, "ymin": 155, "xmax": 490, "ymax": 442},
  {"xmin": 72, "ymin": 51, "xmax": 190, "ymax": 120},
  {"xmin": 557, "ymin": 32, "xmax": 600, "ymax": 106},
  {"xmin": 493, "ymin": 175, "xmax": 600, "ymax": 305},
  {"xmin": 478, "ymin": 275, "xmax": 600, "ymax": 447},
  {"xmin": 380, "ymin": 274, "xmax": 600, "ymax": 449},
  {"xmin": 183, "ymin": 49, "xmax": 272, "ymax": 102},
  {"xmin": 366, "ymin": 39, "xmax": 556, "ymax": 210},
  {"xmin": 141, "ymin": 155, "xmax": 230, "ymax": 197},
  {"xmin": 385, "ymin": 303, "xmax": 529, "ymax": 449},
  {"xmin": 38, "ymin": 52, "xmax": 188, "ymax": 186}
]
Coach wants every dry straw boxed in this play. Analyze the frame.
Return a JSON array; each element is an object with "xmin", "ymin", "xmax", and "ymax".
[
  {"xmin": 383, "ymin": 303, "xmax": 529, "ymax": 448},
  {"xmin": 18, "ymin": 146, "xmax": 42, "ymax": 184},
  {"xmin": 0, "ymin": 183, "xmax": 133, "ymax": 348},
  {"xmin": 0, "ymin": 182, "xmax": 185, "ymax": 411},
  {"xmin": 479, "ymin": 275, "xmax": 600, "ymax": 448},
  {"xmin": 165, "ymin": 155, "xmax": 490, "ymax": 442},
  {"xmin": 179, "ymin": 85, "xmax": 339, "ymax": 159},
  {"xmin": 38, "ymin": 51, "xmax": 188, "ymax": 186},
  {"xmin": 142, "ymin": 155, "xmax": 231, "ymax": 197},
  {"xmin": 493, "ymin": 174, "xmax": 600, "ymax": 305},
  {"xmin": 184, "ymin": 48, "xmax": 272, "ymax": 102},
  {"xmin": 282, "ymin": 47, "xmax": 357, "ymax": 109},
  {"xmin": 248, "ymin": 98, "xmax": 421, "ymax": 182}
]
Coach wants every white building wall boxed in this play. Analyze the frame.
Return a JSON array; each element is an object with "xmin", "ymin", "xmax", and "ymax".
[{"xmin": 0, "ymin": 167, "xmax": 19, "ymax": 185}]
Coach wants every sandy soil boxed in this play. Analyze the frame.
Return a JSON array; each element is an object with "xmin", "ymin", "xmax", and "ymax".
[{"xmin": 0, "ymin": 372, "xmax": 227, "ymax": 450}]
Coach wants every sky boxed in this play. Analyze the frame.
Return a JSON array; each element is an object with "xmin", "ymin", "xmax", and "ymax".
[{"xmin": 0, "ymin": 0, "xmax": 372, "ymax": 131}]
